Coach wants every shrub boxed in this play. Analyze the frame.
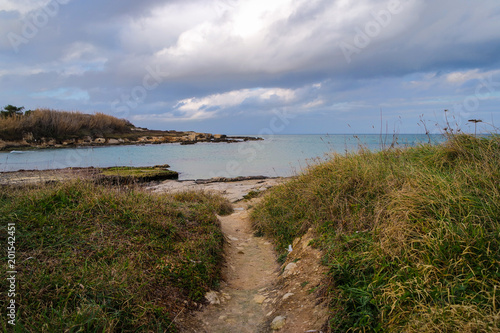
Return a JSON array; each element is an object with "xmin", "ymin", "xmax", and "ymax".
[{"xmin": 0, "ymin": 109, "xmax": 132, "ymax": 141}]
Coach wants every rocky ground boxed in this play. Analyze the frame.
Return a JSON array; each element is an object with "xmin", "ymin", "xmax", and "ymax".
[{"xmin": 0, "ymin": 168, "xmax": 100, "ymax": 186}]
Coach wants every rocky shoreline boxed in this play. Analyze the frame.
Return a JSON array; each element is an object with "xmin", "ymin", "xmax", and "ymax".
[
  {"xmin": 0, "ymin": 129, "xmax": 263, "ymax": 151},
  {"xmin": 0, "ymin": 166, "xmax": 280, "ymax": 191}
]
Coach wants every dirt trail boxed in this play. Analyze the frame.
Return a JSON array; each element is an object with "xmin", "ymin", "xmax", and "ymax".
[
  {"xmin": 155, "ymin": 179, "xmax": 330, "ymax": 332},
  {"xmin": 195, "ymin": 201, "xmax": 279, "ymax": 332}
]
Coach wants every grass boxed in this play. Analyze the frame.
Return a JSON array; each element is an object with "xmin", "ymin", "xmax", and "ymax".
[
  {"xmin": 99, "ymin": 166, "xmax": 179, "ymax": 183},
  {"xmin": 0, "ymin": 109, "xmax": 132, "ymax": 141},
  {"xmin": 251, "ymin": 134, "xmax": 500, "ymax": 332},
  {"xmin": 0, "ymin": 181, "xmax": 232, "ymax": 332}
]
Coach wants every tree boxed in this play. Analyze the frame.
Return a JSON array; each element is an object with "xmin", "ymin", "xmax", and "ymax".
[{"xmin": 1, "ymin": 105, "xmax": 25, "ymax": 117}]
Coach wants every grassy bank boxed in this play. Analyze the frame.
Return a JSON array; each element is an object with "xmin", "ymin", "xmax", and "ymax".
[
  {"xmin": 0, "ymin": 181, "xmax": 232, "ymax": 332},
  {"xmin": 251, "ymin": 134, "xmax": 500, "ymax": 332},
  {"xmin": 0, "ymin": 109, "xmax": 132, "ymax": 141}
]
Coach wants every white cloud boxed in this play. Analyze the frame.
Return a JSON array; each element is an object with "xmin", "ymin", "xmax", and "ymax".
[
  {"xmin": 148, "ymin": 0, "xmax": 367, "ymax": 76},
  {"xmin": 303, "ymin": 99, "xmax": 325, "ymax": 109},
  {"xmin": 131, "ymin": 83, "xmax": 325, "ymax": 122},
  {"xmin": 175, "ymin": 87, "xmax": 297, "ymax": 112},
  {"xmin": 0, "ymin": 0, "xmax": 52, "ymax": 15},
  {"xmin": 446, "ymin": 69, "xmax": 482, "ymax": 84}
]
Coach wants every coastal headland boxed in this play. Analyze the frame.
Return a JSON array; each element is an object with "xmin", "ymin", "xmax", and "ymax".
[
  {"xmin": 0, "ymin": 128, "xmax": 262, "ymax": 151},
  {"xmin": 0, "ymin": 108, "xmax": 262, "ymax": 151}
]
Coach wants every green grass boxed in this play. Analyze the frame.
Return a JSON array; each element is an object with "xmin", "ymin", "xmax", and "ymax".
[
  {"xmin": 251, "ymin": 134, "xmax": 500, "ymax": 332},
  {"xmin": 0, "ymin": 181, "xmax": 232, "ymax": 332},
  {"xmin": 99, "ymin": 166, "xmax": 179, "ymax": 183}
]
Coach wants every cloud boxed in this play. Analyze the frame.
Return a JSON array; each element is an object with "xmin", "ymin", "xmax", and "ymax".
[
  {"xmin": 175, "ymin": 87, "xmax": 297, "ymax": 111},
  {"xmin": 31, "ymin": 87, "xmax": 89, "ymax": 101},
  {"xmin": 1, "ymin": 0, "xmax": 500, "ymax": 133},
  {"xmin": 0, "ymin": 0, "xmax": 54, "ymax": 15}
]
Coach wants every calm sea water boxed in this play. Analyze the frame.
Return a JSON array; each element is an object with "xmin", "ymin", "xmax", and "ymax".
[{"xmin": 0, "ymin": 134, "xmax": 445, "ymax": 180}]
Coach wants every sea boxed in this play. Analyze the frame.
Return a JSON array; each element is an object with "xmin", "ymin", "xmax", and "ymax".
[{"xmin": 0, "ymin": 134, "xmax": 446, "ymax": 180}]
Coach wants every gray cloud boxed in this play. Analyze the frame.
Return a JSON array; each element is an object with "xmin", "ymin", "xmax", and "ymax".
[{"xmin": 0, "ymin": 0, "xmax": 499, "ymax": 133}]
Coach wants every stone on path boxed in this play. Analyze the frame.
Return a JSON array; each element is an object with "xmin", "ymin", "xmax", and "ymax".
[
  {"xmin": 253, "ymin": 295, "xmax": 266, "ymax": 304},
  {"xmin": 205, "ymin": 291, "xmax": 221, "ymax": 305},
  {"xmin": 271, "ymin": 315, "xmax": 286, "ymax": 330}
]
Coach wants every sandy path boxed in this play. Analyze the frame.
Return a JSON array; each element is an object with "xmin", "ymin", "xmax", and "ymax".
[
  {"xmin": 194, "ymin": 202, "xmax": 279, "ymax": 332},
  {"xmin": 148, "ymin": 178, "xmax": 284, "ymax": 202}
]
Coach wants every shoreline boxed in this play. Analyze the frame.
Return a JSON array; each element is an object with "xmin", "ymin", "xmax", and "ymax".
[
  {"xmin": 0, "ymin": 167, "xmax": 287, "ymax": 201},
  {"xmin": 0, "ymin": 134, "xmax": 263, "ymax": 152}
]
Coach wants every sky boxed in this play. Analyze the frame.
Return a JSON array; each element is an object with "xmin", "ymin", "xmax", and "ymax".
[{"xmin": 1, "ymin": 0, "xmax": 500, "ymax": 135}]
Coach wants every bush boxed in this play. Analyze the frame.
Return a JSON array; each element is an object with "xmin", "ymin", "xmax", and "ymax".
[{"xmin": 0, "ymin": 109, "xmax": 132, "ymax": 141}]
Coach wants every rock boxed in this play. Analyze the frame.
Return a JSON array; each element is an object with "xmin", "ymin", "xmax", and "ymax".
[
  {"xmin": 254, "ymin": 295, "xmax": 266, "ymax": 304},
  {"xmin": 283, "ymin": 262, "xmax": 297, "ymax": 278},
  {"xmin": 282, "ymin": 292, "xmax": 294, "ymax": 301},
  {"xmin": 205, "ymin": 291, "xmax": 221, "ymax": 305},
  {"xmin": 271, "ymin": 316, "xmax": 286, "ymax": 330},
  {"xmin": 62, "ymin": 139, "xmax": 75, "ymax": 145},
  {"xmin": 108, "ymin": 139, "xmax": 120, "ymax": 144},
  {"xmin": 94, "ymin": 138, "xmax": 106, "ymax": 144}
]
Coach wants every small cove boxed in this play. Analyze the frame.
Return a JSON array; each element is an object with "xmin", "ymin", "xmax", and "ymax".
[{"xmin": 0, "ymin": 134, "xmax": 445, "ymax": 180}]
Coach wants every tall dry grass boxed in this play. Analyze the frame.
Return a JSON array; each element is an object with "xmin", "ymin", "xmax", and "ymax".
[
  {"xmin": 252, "ymin": 134, "xmax": 500, "ymax": 332},
  {"xmin": 0, "ymin": 109, "xmax": 132, "ymax": 141}
]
